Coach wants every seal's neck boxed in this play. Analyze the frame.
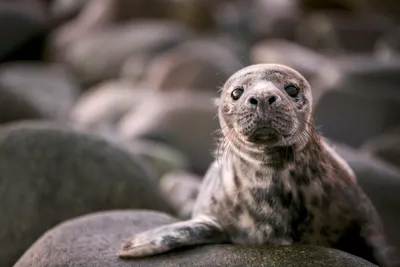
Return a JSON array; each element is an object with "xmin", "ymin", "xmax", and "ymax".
[{"xmin": 218, "ymin": 125, "xmax": 323, "ymax": 171}]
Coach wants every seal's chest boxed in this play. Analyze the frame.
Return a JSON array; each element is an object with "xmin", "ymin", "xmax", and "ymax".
[{"xmin": 223, "ymin": 177, "xmax": 347, "ymax": 246}]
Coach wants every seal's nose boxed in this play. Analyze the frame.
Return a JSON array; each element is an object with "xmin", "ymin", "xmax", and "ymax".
[{"xmin": 247, "ymin": 93, "xmax": 281, "ymax": 108}]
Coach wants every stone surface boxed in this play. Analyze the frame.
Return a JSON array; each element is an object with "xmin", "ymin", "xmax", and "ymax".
[
  {"xmin": 0, "ymin": 121, "xmax": 173, "ymax": 267},
  {"xmin": 123, "ymin": 140, "xmax": 190, "ymax": 180},
  {"xmin": 0, "ymin": 1, "xmax": 48, "ymax": 61},
  {"xmin": 143, "ymin": 39, "xmax": 243, "ymax": 93},
  {"xmin": 329, "ymin": 140, "xmax": 400, "ymax": 251},
  {"xmin": 250, "ymin": 39, "xmax": 332, "ymax": 102},
  {"xmin": 375, "ymin": 26, "xmax": 400, "ymax": 62},
  {"xmin": 15, "ymin": 210, "xmax": 378, "ymax": 267},
  {"xmin": 296, "ymin": 12, "xmax": 395, "ymax": 53},
  {"xmin": 216, "ymin": 0, "xmax": 301, "ymax": 44},
  {"xmin": 361, "ymin": 126, "xmax": 400, "ymax": 169},
  {"xmin": 118, "ymin": 91, "xmax": 218, "ymax": 175},
  {"xmin": 69, "ymin": 80, "xmax": 145, "ymax": 134},
  {"xmin": 52, "ymin": 20, "xmax": 192, "ymax": 85},
  {"xmin": 159, "ymin": 171, "xmax": 202, "ymax": 218},
  {"xmin": 314, "ymin": 56, "xmax": 400, "ymax": 147},
  {"xmin": 0, "ymin": 62, "xmax": 80, "ymax": 121},
  {"xmin": 0, "ymin": 85, "xmax": 43, "ymax": 124},
  {"xmin": 50, "ymin": 0, "xmax": 88, "ymax": 22}
]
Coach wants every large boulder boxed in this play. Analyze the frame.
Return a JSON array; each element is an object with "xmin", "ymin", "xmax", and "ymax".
[
  {"xmin": 0, "ymin": 121, "xmax": 174, "ymax": 267},
  {"xmin": 0, "ymin": 62, "xmax": 80, "ymax": 121},
  {"xmin": 0, "ymin": 1, "xmax": 48, "ymax": 61},
  {"xmin": 361, "ymin": 126, "xmax": 400, "ymax": 169},
  {"xmin": 140, "ymin": 39, "xmax": 243, "ymax": 93},
  {"xmin": 118, "ymin": 91, "xmax": 218, "ymax": 175},
  {"xmin": 216, "ymin": 0, "xmax": 301, "ymax": 44},
  {"xmin": 314, "ymin": 56, "xmax": 400, "ymax": 147},
  {"xmin": 0, "ymin": 85, "xmax": 43, "ymax": 124},
  {"xmin": 51, "ymin": 20, "xmax": 193, "ymax": 85},
  {"xmin": 159, "ymin": 171, "xmax": 202, "ymax": 218},
  {"xmin": 14, "ymin": 210, "xmax": 377, "ymax": 267},
  {"xmin": 375, "ymin": 26, "xmax": 400, "ymax": 62},
  {"xmin": 250, "ymin": 39, "xmax": 333, "ymax": 103},
  {"xmin": 69, "ymin": 80, "xmax": 144, "ymax": 134},
  {"xmin": 296, "ymin": 12, "xmax": 395, "ymax": 54}
]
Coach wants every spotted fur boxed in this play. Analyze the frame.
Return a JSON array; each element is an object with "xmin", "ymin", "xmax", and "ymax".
[{"xmin": 118, "ymin": 64, "xmax": 399, "ymax": 267}]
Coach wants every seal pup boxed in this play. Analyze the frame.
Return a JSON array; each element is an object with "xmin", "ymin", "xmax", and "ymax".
[{"xmin": 117, "ymin": 64, "xmax": 399, "ymax": 267}]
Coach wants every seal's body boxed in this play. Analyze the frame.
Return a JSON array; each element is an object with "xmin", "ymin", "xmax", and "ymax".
[{"xmin": 118, "ymin": 64, "xmax": 399, "ymax": 267}]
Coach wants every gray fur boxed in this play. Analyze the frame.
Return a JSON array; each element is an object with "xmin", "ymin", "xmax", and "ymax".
[{"xmin": 118, "ymin": 64, "xmax": 399, "ymax": 267}]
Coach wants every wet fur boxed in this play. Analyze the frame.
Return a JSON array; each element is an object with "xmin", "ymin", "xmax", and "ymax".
[{"xmin": 118, "ymin": 64, "xmax": 399, "ymax": 267}]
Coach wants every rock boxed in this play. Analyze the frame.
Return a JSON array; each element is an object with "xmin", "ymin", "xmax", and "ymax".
[
  {"xmin": 14, "ymin": 210, "xmax": 378, "ymax": 267},
  {"xmin": 118, "ymin": 91, "xmax": 218, "ymax": 175},
  {"xmin": 50, "ymin": 0, "xmax": 88, "ymax": 22},
  {"xmin": 0, "ymin": 1, "xmax": 48, "ymax": 61},
  {"xmin": 171, "ymin": 0, "xmax": 216, "ymax": 32},
  {"xmin": 52, "ymin": 20, "xmax": 193, "ymax": 85},
  {"xmin": 246, "ymin": 0, "xmax": 301, "ymax": 41},
  {"xmin": 123, "ymin": 140, "xmax": 190, "ymax": 180},
  {"xmin": 296, "ymin": 12, "xmax": 395, "ymax": 54},
  {"xmin": 216, "ymin": 0, "xmax": 301, "ymax": 44},
  {"xmin": 0, "ymin": 62, "xmax": 80, "ymax": 121},
  {"xmin": 329, "ymin": 141, "xmax": 400, "ymax": 251},
  {"xmin": 49, "ymin": 0, "xmax": 113, "ymax": 54},
  {"xmin": 0, "ymin": 85, "xmax": 43, "ymax": 124},
  {"xmin": 69, "ymin": 80, "xmax": 145, "ymax": 134},
  {"xmin": 120, "ymin": 54, "xmax": 152, "ymax": 85},
  {"xmin": 159, "ymin": 171, "xmax": 202, "ymax": 219},
  {"xmin": 250, "ymin": 39, "xmax": 332, "ymax": 102},
  {"xmin": 314, "ymin": 56, "xmax": 400, "ymax": 147},
  {"xmin": 361, "ymin": 126, "xmax": 400, "ymax": 169},
  {"xmin": 299, "ymin": 0, "xmax": 376, "ymax": 13},
  {"xmin": 142, "ymin": 39, "xmax": 243, "ymax": 93},
  {"xmin": 0, "ymin": 121, "xmax": 174, "ymax": 267},
  {"xmin": 375, "ymin": 26, "xmax": 400, "ymax": 62}
]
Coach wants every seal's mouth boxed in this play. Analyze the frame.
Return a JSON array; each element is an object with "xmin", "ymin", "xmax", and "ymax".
[{"xmin": 248, "ymin": 127, "xmax": 280, "ymax": 143}]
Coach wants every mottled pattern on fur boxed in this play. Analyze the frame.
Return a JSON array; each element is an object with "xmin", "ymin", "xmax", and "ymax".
[{"xmin": 118, "ymin": 64, "xmax": 399, "ymax": 267}]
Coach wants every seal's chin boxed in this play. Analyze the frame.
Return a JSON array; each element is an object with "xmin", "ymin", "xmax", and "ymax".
[{"xmin": 247, "ymin": 127, "xmax": 281, "ymax": 144}]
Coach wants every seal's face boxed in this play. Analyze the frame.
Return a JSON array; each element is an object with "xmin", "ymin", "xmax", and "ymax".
[{"xmin": 218, "ymin": 64, "xmax": 313, "ymax": 147}]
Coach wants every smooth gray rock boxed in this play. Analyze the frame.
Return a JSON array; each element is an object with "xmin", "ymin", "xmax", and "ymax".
[
  {"xmin": 0, "ymin": 1, "xmax": 47, "ymax": 61},
  {"xmin": 314, "ymin": 56, "xmax": 400, "ymax": 147},
  {"xmin": 375, "ymin": 26, "xmax": 400, "ymax": 62},
  {"xmin": 0, "ymin": 62, "xmax": 80, "ymax": 121},
  {"xmin": 70, "ymin": 80, "xmax": 144, "ymax": 133},
  {"xmin": 0, "ymin": 121, "xmax": 174, "ymax": 267},
  {"xmin": 14, "ymin": 210, "xmax": 378, "ymax": 267},
  {"xmin": 296, "ymin": 12, "xmax": 395, "ymax": 53},
  {"xmin": 361, "ymin": 126, "xmax": 400, "ymax": 169},
  {"xmin": 118, "ymin": 90, "xmax": 218, "ymax": 175},
  {"xmin": 53, "ymin": 20, "xmax": 192, "ymax": 85},
  {"xmin": 143, "ymin": 39, "xmax": 243, "ymax": 93},
  {"xmin": 159, "ymin": 171, "xmax": 202, "ymax": 219},
  {"xmin": 0, "ymin": 85, "xmax": 43, "ymax": 124}
]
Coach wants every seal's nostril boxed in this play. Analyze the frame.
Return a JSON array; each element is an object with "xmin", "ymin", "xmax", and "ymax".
[
  {"xmin": 268, "ymin": 95, "xmax": 278, "ymax": 105},
  {"xmin": 248, "ymin": 97, "xmax": 258, "ymax": 106}
]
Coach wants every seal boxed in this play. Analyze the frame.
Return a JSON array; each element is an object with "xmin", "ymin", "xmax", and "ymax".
[{"xmin": 117, "ymin": 64, "xmax": 399, "ymax": 267}]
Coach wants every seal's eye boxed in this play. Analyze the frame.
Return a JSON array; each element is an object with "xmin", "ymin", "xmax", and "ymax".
[
  {"xmin": 284, "ymin": 85, "xmax": 299, "ymax": 97},
  {"xmin": 231, "ymin": 87, "xmax": 244, "ymax": 100}
]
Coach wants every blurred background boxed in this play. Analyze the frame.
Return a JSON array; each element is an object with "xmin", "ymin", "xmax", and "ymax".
[
  {"xmin": 1, "ymin": 0, "xmax": 400, "ymax": 171},
  {"xmin": 1, "ymin": 0, "xmax": 400, "ymax": 266}
]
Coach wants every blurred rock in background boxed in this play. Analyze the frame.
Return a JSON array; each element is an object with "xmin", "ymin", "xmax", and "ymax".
[{"xmin": 0, "ymin": 0, "xmax": 399, "ymax": 266}]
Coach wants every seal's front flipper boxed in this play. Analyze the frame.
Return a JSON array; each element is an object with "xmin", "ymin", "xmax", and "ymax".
[{"xmin": 117, "ymin": 216, "xmax": 227, "ymax": 258}]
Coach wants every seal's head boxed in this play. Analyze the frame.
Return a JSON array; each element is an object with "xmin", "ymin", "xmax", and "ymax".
[{"xmin": 218, "ymin": 64, "xmax": 313, "ymax": 148}]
